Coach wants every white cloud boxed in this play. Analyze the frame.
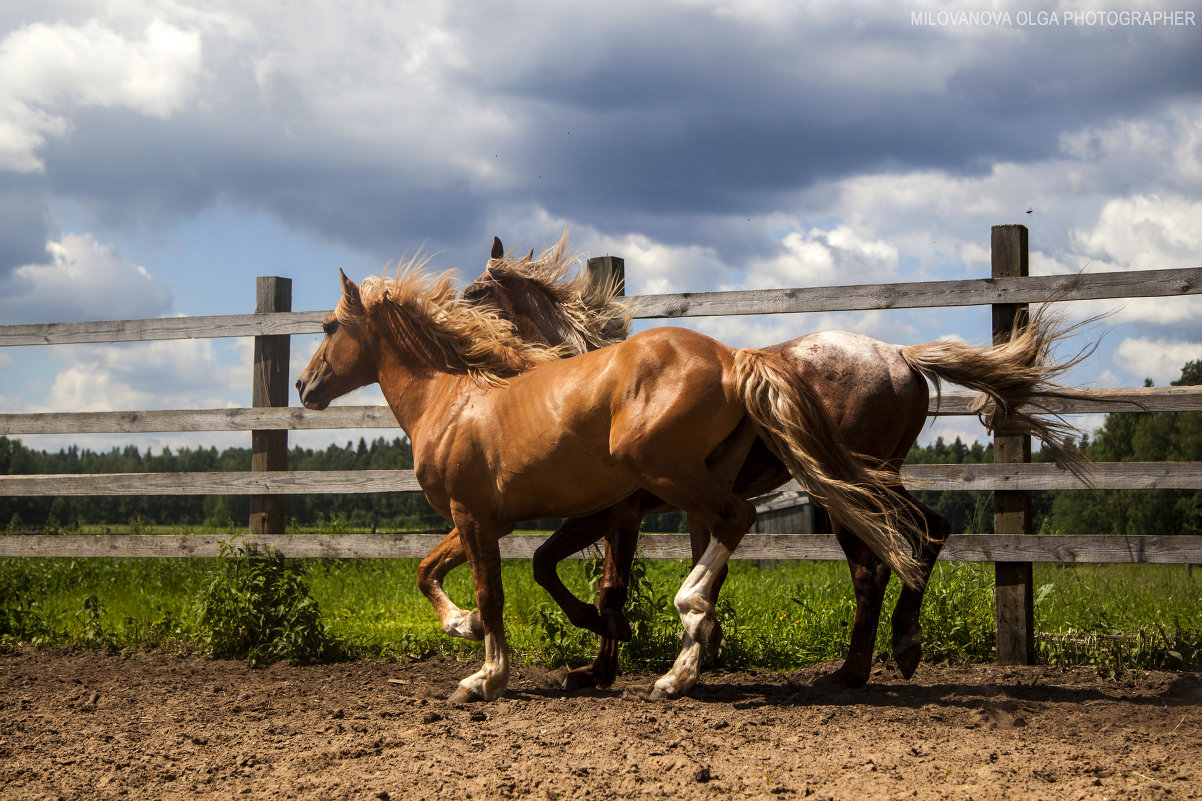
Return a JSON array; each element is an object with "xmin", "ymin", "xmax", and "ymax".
[
  {"xmin": 40, "ymin": 338, "xmax": 246, "ymax": 413},
  {"xmin": 0, "ymin": 233, "xmax": 174, "ymax": 323},
  {"xmin": 1113, "ymin": 337, "xmax": 1202, "ymax": 386},
  {"xmin": 0, "ymin": 18, "xmax": 202, "ymax": 171},
  {"xmin": 1071, "ymin": 193, "xmax": 1202, "ymax": 271},
  {"xmin": 745, "ymin": 225, "xmax": 901, "ymax": 289}
]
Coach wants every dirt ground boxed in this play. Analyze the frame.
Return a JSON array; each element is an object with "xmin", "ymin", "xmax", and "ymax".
[{"xmin": 1, "ymin": 648, "xmax": 1199, "ymax": 801}]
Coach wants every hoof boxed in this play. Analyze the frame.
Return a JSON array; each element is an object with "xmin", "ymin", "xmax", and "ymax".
[
  {"xmin": 564, "ymin": 661, "xmax": 617, "ymax": 691},
  {"xmin": 601, "ymin": 608, "xmax": 633, "ymax": 642},
  {"xmin": 563, "ymin": 666, "xmax": 598, "ymax": 692},
  {"xmin": 893, "ymin": 632, "xmax": 922, "ymax": 679},
  {"xmin": 648, "ymin": 684, "xmax": 679, "ymax": 701},
  {"xmin": 448, "ymin": 685, "xmax": 485, "ymax": 704},
  {"xmin": 813, "ymin": 666, "xmax": 868, "ymax": 690},
  {"xmin": 443, "ymin": 610, "xmax": 485, "ymax": 641},
  {"xmin": 694, "ymin": 615, "xmax": 723, "ymax": 657}
]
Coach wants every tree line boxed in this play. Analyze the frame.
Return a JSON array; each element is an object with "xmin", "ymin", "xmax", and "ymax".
[
  {"xmin": 2, "ymin": 361, "xmax": 1197, "ymax": 536},
  {"xmin": 0, "ymin": 436, "xmax": 444, "ymax": 532}
]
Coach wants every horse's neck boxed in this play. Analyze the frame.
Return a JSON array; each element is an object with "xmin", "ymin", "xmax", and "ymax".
[{"xmin": 375, "ymin": 356, "xmax": 466, "ymax": 443}]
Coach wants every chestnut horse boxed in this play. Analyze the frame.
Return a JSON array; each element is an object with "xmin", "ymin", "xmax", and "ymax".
[
  {"xmin": 297, "ymin": 265, "xmax": 927, "ymax": 701},
  {"xmin": 418, "ymin": 235, "xmax": 1089, "ymax": 692}
]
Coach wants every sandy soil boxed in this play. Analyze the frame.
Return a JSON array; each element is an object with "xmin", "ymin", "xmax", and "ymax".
[{"xmin": 1, "ymin": 648, "xmax": 1199, "ymax": 800}]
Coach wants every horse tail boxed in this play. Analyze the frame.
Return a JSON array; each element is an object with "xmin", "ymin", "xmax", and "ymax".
[
  {"xmin": 899, "ymin": 305, "xmax": 1096, "ymax": 482},
  {"xmin": 733, "ymin": 349, "xmax": 928, "ymax": 589}
]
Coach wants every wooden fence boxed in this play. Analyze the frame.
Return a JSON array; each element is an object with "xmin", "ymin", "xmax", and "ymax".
[{"xmin": 2, "ymin": 224, "xmax": 1201, "ymax": 664}]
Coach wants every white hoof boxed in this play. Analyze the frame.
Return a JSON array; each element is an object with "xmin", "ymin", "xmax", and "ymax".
[
  {"xmin": 442, "ymin": 609, "xmax": 484, "ymax": 641},
  {"xmin": 453, "ymin": 666, "xmax": 508, "ymax": 702}
]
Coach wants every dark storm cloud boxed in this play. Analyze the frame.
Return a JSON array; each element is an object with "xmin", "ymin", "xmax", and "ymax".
[
  {"xmin": 0, "ymin": 174, "xmax": 53, "ymax": 282},
  {"xmin": 15, "ymin": 3, "xmax": 1202, "ymax": 279},
  {"xmin": 36, "ymin": 109, "xmax": 490, "ymax": 264},
  {"xmin": 458, "ymin": 9, "xmax": 1202, "ymax": 238}
]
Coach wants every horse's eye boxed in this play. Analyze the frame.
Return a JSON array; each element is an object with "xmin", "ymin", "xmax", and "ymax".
[{"xmin": 322, "ymin": 320, "xmax": 338, "ymax": 336}]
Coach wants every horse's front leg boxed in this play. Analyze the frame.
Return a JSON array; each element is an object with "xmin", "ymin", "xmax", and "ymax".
[
  {"xmin": 447, "ymin": 510, "xmax": 513, "ymax": 703},
  {"xmin": 417, "ymin": 528, "xmax": 483, "ymax": 641}
]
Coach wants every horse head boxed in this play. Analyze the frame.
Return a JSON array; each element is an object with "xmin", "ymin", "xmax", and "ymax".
[
  {"xmin": 296, "ymin": 270, "xmax": 380, "ymax": 410},
  {"xmin": 462, "ymin": 236, "xmax": 626, "ymax": 356}
]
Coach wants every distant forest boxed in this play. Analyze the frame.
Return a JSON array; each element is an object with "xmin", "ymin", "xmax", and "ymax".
[{"xmin": 3, "ymin": 361, "xmax": 1198, "ymax": 537}]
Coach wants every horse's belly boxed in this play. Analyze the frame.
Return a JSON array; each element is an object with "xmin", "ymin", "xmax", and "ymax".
[{"xmin": 488, "ymin": 440, "xmax": 640, "ymax": 523}]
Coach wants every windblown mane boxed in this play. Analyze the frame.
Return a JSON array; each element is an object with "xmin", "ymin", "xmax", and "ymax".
[
  {"xmin": 336, "ymin": 260, "xmax": 566, "ymax": 386},
  {"xmin": 475, "ymin": 232, "xmax": 633, "ymax": 355}
]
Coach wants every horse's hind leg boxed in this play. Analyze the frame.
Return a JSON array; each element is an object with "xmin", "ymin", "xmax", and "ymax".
[
  {"xmin": 649, "ymin": 491, "xmax": 756, "ymax": 700},
  {"xmin": 533, "ymin": 505, "xmax": 637, "ymax": 642},
  {"xmin": 564, "ymin": 526, "xmax": 639, "ymax": 691},
  {"xmin": 417, "ymin": 529, "xmax": 483, "ymax": 641},
  {"xmin": 890, "ymin": 493, "xmax": 951, "ymax": 679},
  {"xmin": 819, "ymin": 522, "xmax": 892, "ymax": 689}
]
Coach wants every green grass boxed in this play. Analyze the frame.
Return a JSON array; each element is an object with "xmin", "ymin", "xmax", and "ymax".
[{"xmin": 1, "ymin": 543, "xmax": 1199, "ymax": 674}]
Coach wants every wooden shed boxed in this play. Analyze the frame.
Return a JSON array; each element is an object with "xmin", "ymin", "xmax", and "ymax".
[{"xmin": 749, "ymin": 490, "xmax": 830, "ymax": 535}]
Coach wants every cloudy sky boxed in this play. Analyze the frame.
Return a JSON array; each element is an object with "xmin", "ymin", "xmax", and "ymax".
[{"xmin": 2, "ymin": 0, "xmax": 1201, "ymax": 454}]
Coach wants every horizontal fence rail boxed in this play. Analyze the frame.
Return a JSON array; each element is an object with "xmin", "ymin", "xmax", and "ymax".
[
  {"xmin": 4, "ymin": 386, "xmax": 1202, "ymax": 436},
  {"xmin": 2, "ymin": 267, "xmax": 1200, "ymax": 347},
  {"xmin": 3, "ymin": 533, "xmax": 1201, "ymax": 564},
  {"xmin": 633, "ymin": 268, "xmax": 1202, "ymax": 318},
  {"xmin": 1, "ymin": 462, "xmax": 1200, "ymax": 497}
]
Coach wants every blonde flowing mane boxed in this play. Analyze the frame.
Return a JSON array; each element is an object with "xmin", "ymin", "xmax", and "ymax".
[
  {"xmin": 336, "ymin": 260, "xmax": 566, "ymax": 386},
  {"xmin": 482, "ymin": 232, "xmax": 633, "ymax": 354}
]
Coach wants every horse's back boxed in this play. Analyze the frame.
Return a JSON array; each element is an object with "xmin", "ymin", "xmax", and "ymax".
[{"xmin": 766, "ymin": 331, "xmax": 928, "ymax": 462}]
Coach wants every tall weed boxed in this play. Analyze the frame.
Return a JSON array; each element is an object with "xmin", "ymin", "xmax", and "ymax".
[{"xmin": 196, "ymin": 538, "xmax": 346, "ymax": 667}]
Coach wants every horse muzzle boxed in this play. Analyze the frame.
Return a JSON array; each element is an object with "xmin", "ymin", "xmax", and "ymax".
[{"xmin": 295, "ymin": 376, "xmax": 331, "ymax": 411}]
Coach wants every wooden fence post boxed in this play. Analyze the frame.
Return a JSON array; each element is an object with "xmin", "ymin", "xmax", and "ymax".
[
  {"xmin": 585, "ymin": 255, "xmax": 625, "ymax": 299},
  {"xmin": 991, "ymin": 225, "xmax": 1036, "ymax": 664},
  {"xmin": 250, "ymin": 276, "xmax": 291, "ymax": 536}
]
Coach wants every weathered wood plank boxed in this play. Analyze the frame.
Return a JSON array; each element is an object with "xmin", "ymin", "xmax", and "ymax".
[
  {"xmin": 2, "ymin": 462, "xmax": 1197, "ymax": 497},
  {"xmin": 3, "ymin": 267, "xmax": 1199, "ymax": 346},
  {"xmin": 766, "ymin": 462, "xmax": 1200, "ymax": 493},
  {"xmin": 250, "ymin": 276, "xmax": 291, "ymax": 537},
  {"xmin": 4, "ymin": 386, "xmax": 1199, "ymax": 436},
  {"xmin": 2, "ymin": 533, "xmax": 1200, "ymax": 563},
  {"xmin": 0, "ymin": 470, "xmax": 423, "ymax": 496},
  {"xmin": 938, "ymin": 535, "xmax": 1202, "ymax": 564},
  {"xmin": 930, "ymin": 386, "xmax": 1202, "ymax": 415},
  {"xmin": 0, "ymin": 311, "xmax": 330, "ymax": 346},
  {"xmin": 990, "ymin": 223, "xmax": 1036, "ymax": 666},
  {"xmin": 633, "ymin": 267, "xmax": 1202, "ymax": 319},
  {"xmin": 0, "ymin": 406, "xmax": 399, "ymax": 434},
  {"xmin": 902, "ymin": 462, "xmax": 1202, "ymax": 491}
]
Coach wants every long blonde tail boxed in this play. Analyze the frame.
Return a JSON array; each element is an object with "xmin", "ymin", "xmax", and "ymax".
[
  {"xmin": 900, "ymin": 305, "xmax": 1096, "ymax": 480},
  {"xmin": 733, "ymin": 349, "xmax": 928, "ymax": 589}
]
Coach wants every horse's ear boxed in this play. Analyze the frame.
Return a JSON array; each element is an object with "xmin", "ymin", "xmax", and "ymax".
[
  {"xmin": 526, "ymin": 249, "xmax": 534, "ymax": 262},
  {"xmin": 339, "ymin": 269, "xmax": 362, "ymax": 305},
  {"xmin": 491, "ymin": 237, "xmax": 504, "ymax": 260}
]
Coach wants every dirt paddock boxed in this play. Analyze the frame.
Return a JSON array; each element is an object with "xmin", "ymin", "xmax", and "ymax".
[{"xmin": 1, "ymin": 648, "xmax": 1199, "ymax": 800}]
